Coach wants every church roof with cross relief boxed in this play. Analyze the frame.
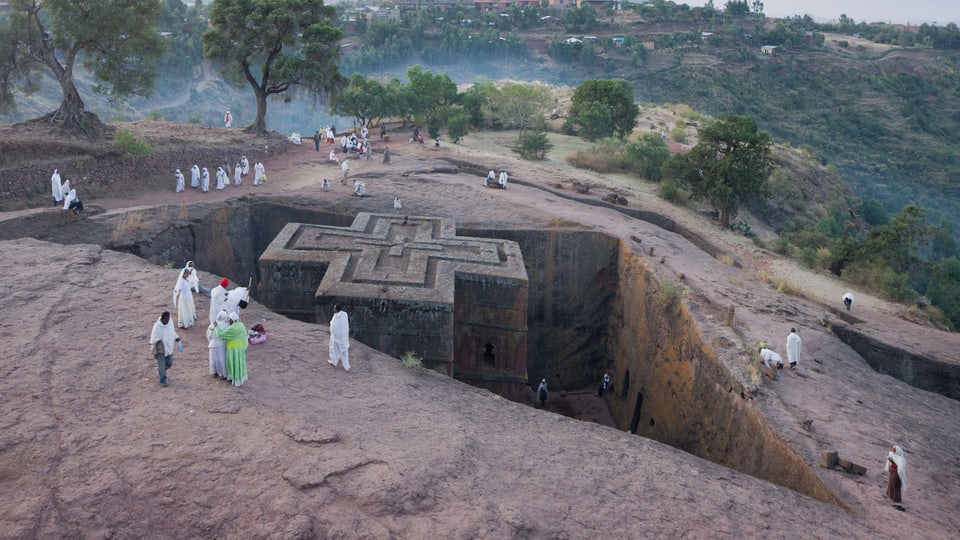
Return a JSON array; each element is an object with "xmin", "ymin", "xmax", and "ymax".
[{"xmin": 260, "ymin": 213, "xmax": 528, "ymax": 304}]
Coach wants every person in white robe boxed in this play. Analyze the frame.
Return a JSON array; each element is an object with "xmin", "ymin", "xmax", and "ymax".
[
  {"xmin": 224, "ymin": 109, "xmax": 233, "ymax": 128},
  {"xmin": 328, "ymin": 304, "xmax": 351, "ymax": 372},
  {"xmin": 326, "ymin": 127, "xmax": 334, "ymax": 144},
  {"xmin": 328, "ymin": 149, "xmax": 339, "ymax": 163},
  {"xmin": 62, "ymin": 188, "xmax": 77, "ymax": 211},
  {"xmin": 394, "ymin": 196, "xmax": 402, "ymax": 210},
  {"xmin": 322, "ymin": 178, "xmax": 330, "ymax": 192},
  {"xmin": 885, "ymin": 445, "xmax": 907, "ymax": 503},
  {"xmin": 341, "ymin": 160, "xmax": 349, "ymax": 184},
  {"xmin": 240, "ymin": 155, "xmax": 250, "ymax": 175},
  {"xmin": 353, "ymin": 180, "xmax": 366, "ymax": 196},
  {"xmin": 499, "ymin": 170, "xmax": 508, "ymax": 189},
  {"xmin": 173, "ymin": 268, "xmax": 197, "ymax": 329},
  {"xmin": 253, "ymin": 162, "xmax": 264, "ymax": 185},
  {"xmin": 842, "ymin": 292, "xmax": 854, "ymax": 311},
  {"xmin": 537, "ymin": 378, "xmax": 548, "ymax": 407},
  {"xmin": 191, "ymin": 165, "xmax": 201, "ymax": 188},
  {"xmin": 60, "ymin": 179, "xmax": 70, "ymax": 201},
  {"xmin": 785, "ymin": 328, "xmax": 801, "ymax": 369},
  {"xmin": 183, "ymin": 261, "xmax": 202, "ymax": 295},
  {"xmin": 223, "ymin": 286, "xmax": 249, "ymax": 320},
  {"xmin": 201, "ymin": 168, "xmax": 210, "ymax": 192},
  {"xmin": 51, "ymin": 169, "xmax": 63, "ymax": 205},
  {"xmin": 206, "ymin": 309, "xmax": 230, "ymax": 379},
  {"xmin": 175, "ymin": 169, "xmax": 185, "ymax": 193},
  {"xmin": 215, "ymin": 166, "xmax": 226, "ymax": 190},
  {"xmin": 485, "ymin": 169, "xmax": 495, "ymax": 187},
  {"xmin": 209, "ymin": 277, "xmax": 230, "ymax": 324},
  {"xmin": 758, "ymin": 347, "xmax": 782, "ymax": 380},
  {"xmin": 234, "ymin": 163, "xmax": 242, "ymax": 185}
]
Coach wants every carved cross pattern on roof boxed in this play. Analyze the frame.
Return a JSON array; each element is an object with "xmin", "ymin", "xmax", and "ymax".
[{"xmin": 263, "ymin": 214, "xmax": 527, "ymax": 304}]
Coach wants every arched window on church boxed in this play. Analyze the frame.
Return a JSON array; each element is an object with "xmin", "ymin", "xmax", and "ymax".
[{"xmin": 482, "ymin": 343, "xmax": 497, "ymax": 368}]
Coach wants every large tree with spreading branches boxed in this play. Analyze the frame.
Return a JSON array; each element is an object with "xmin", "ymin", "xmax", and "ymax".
[
  {"xmin": 202, "ymin": 0, "xmax": 344, "ymax": 134},
  {"xmin": 1, "ymin": 0, "xmax": 165, "ymax": 135}
]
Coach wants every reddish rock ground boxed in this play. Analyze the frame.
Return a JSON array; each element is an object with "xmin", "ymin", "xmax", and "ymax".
[{"xmin": 1, "ymin": 130, "xmax": 959, "ymax": 538}]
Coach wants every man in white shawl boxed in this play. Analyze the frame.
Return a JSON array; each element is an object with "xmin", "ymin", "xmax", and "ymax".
[
  {"xmin": 234, "ymin": 163, "xmax": 242, "ymax": 185},
  {"xmin": 201, "ymin": 168, "xmax": 210, "ymax": 192},
  {"xmin": 223, "ymin": 286, "xmax": 249, "ymax": 320},
  {"xmin": 240, "ymin": 155, "xmax": 250, "ymax": 175},
  {"xmin": 173, "ymin": 267, "xmax": 197, "ymax": 329},
  {"xmin": 62, "ymin": 188, "xmax": 77, "ymax": 211},
  {"xmin": 215, "ymin": 166, "xmax": 227, "ymax": 191},
  {"xmin": 393, "ymin": 196, "xmax": 402, "ymax": 210},
  {"xmin": 485, "ymin": 169, "xmax": 495, "ymax": 187},
  {"xmin": 183, "ymin": 261, "xmax": 204, "ymax": 295},
  {"xmin": 328, "ymin": 304, "xmax": 351, "ymax": 372},
  {"xmin": 885, "ymin": 445, "xmax": 906, "ymax": 504},
  {"xmin": 60, "ymin": 179, "xmax": 70, "ymax": 201},
  {"xmin": 786, "ymin": 328, "xmax": 801, "ymax": 369},
  {"xmin": 149, "ymin": 311, "xmax": 180, "ymax": 387},
  {"xmin": 175, "ymin": 169, "xmax": 185, "ymax": 193},
  {"xmin": 253, "ymin": 162, "xmax": 264, "ymax": 185},
  {"xmin": 190, "ymin": 165, "xmax": 200, "ymax": 188},
  {"xmin": 51, "ymin": 169, "xmax": 63, "ymax": 205},
  {"xmin": 340, "ymin": 160, "xmax": 349, "ymax": 184},
  {"xmin": 209, "ymin": 277, "xmax": 230, "ymax": 324},
  {"xmin": 206, "ymin": 309, "xmax": 230, "ymax": 380},
  {"xmin": 499, "ymin": 170, "xmax": 508, "ymax": 189}
]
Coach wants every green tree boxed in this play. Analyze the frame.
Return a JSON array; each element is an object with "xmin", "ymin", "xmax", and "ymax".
[
  {"xmin": 663, "ymin": 114, "xmax": 772, "ymax": 227},
  {"xmin": 405, "ymin": 65, "xmax": 457, "ymax": 123},
  {"xmin": 625, "ymin": 133, "xmax": 671, "ymax": 180},
  {"xmin": 568, "ymin": 79, "xmax": 639, "ymax": 139},
  {"xmin": 483, "ymin": 83, "xmax": 549, "ymax": 132},
  {"xmin": 857, "ymin": 204, "xmax": 929, "ymax": 274},
  {"xmin": 203, "ymin": 0, "xmax": 343, "ymax": 134},
  {"xmin": 512, "ymin": 127, "xmax": 553, "ymax": 160},
  {"xmin": 2, "ymin": 0, "xmax": 165, "ymax": 134},
  {"xmin": 447, "ymin": 112, "xmax": 468, "ymax": 143},
  {"xmin": 575, "ymin": 101, "xmax": 613, "ymax": 141},
  {"xmin": 331, "ymin": 73, "xmax": 392, "ymax": 128}
]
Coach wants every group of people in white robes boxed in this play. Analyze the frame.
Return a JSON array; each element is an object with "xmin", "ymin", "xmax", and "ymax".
[
  {"xmin": 50, "ymin": 169, "xmax": 83, "ymax": 214},
  {"xmin": 178, "ymin": 156, "xmax": 262, "ymax": 192},
  {"xmin": 483, "ymin": 169, "xmax": 509, "ymax": 189}
]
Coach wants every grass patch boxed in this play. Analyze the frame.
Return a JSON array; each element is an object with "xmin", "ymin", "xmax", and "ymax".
[
  {"xmin": 114, "ymin": 129, "xmax": 153, "ymax": 157},
  {"xmin": 111, "ymin": 211, "xmax": 145, "ymax": 243},
  {"xmin": 400, "ymin": 351, "xmax": 422, "ymax": 368}
]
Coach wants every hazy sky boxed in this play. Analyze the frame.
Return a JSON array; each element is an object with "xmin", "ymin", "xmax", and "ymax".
[{"xmin": 693, "ymin": 1, "xmax": 959, "ymax": 25}]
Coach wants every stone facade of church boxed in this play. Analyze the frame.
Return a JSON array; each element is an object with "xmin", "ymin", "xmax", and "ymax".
[{"xmin": 258, "ymin": 213, "xmax": 529, "ymax": 402}]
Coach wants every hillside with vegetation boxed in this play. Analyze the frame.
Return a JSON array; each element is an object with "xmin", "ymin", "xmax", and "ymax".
[{"xmin": 3, "ymin": 0, "xmax": 960, "ymax": 329}]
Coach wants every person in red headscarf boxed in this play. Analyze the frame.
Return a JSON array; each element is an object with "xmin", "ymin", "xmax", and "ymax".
[{"xmin": 209, "ymin": 277, "xmax": 230, "ymax": 324}]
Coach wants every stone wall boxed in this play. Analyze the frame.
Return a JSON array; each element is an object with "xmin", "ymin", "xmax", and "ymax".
[
  {"xmin": 604, "ymin": 244, "xmax": 842, "ymax": 505},
  {"xmin": 831, "ymin": 321, "xmax": 960, "ymax": 400},
  {"xmin": 462, "ymin": 228, "xmax": 620, "ymax": 390}
]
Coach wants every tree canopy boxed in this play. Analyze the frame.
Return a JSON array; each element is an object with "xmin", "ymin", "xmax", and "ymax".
[
  {"xmin": 2, "ymin": 0, "xmax": 165, "ymax": 134},
  {"xmin": 567, "ymin": 79, "xmax": 639, "ymax": 140},
  {"xmin": 203, "ymin": 0, "xmax": 343, "ymax": 134},
  {"xmin": 663, "ymin": 114, "xmax": 772, "ymax": 227}
]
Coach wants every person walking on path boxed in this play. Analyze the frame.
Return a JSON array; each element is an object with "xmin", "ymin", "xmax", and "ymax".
[
  {"xmin": 885, "ymin": 445, "xmax": 907, "ymax": 505},
  {"xmin": 216, "ymin": 312, "xmax": 248, "ymax": 386},
  {"xmin": 843, "ymin": 292, "xmax": 854, "ymax": 311},
  {"xmin": 313, "ymin": 130, "xmax": 322, "ymax": 152},
  {"xmin": 328, "ymin": 304, "xmax": 351, "ymax": 372},
  {"xmin": 149, "ymin": 311, "xmax": 180, "ymax": 387},
  {"xmin": 786, "ymin": 328, "xmax": 801, "ymax": 369}
]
